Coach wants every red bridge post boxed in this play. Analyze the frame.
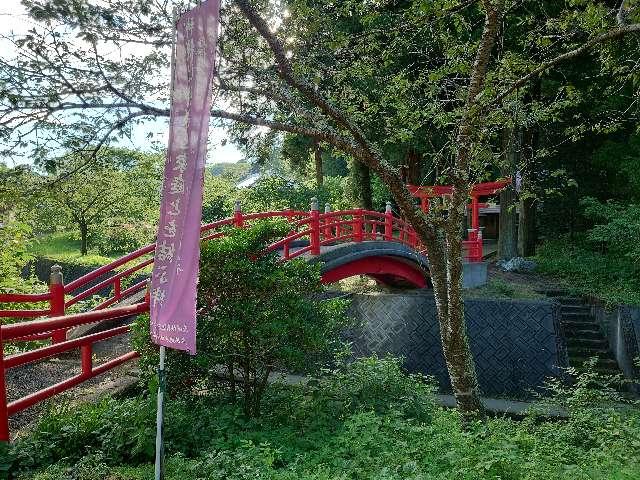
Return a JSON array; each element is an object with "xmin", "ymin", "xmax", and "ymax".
[
  {"xmin": 324, "ymin": 203, "xmax": 333, "ymax": 240},
  {"xmin": 384, "ymin": 202, "xmax": 393, "ymax": 241},
  {"xmin": 234, "ymin": 200, "xmax": 244, "ymax": 228},
  {"xmin": 354, "ymin": 208, "xmax": 364, "ymax": 242},
  {"xmin": 0, "ymin": 323, "xmax": 8, "ymax": 442},
  {"xmin": 476, "ymin": 228, "xmax": 484, "ymax": 262},
  {"xmin": 310, "ymin": 197, "xmax": 321, "ymax": 255},
  {"xmin": 49, "ymin": 265, "xmax": 66, "ymax": 344}
]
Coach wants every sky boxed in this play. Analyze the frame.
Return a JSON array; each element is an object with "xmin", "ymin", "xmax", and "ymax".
[{"xmin": 0, "ymin": 0, "xmax": 244, "ymax": 166}]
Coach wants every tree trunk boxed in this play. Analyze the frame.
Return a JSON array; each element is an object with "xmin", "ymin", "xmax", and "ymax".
[
  {"xmin": 353, "ymin": 161, "xmax": 373, "ymax": 210},
  {"xmin": 381, "ymin": 176, "xmax": 485, "ymax": 416},
  {"xmin": 402, "ymin": 148, "xmax": 422, "ymax": 185},
  {"xmin": 498, "ymin": 129, "xmax": 519, "ymax": 261},
  {"xmin": 313, "ymin": 142, "xmax": 323, "ymax": 187},
  {"xmin": 498, "ymin": 187, "xmax": 518, "ymax": 260},
  {"xmin": 79, "ymin": 221, "xmax": 88, "ymax": 256},
  {"xmin": 518, "ymin": 197, "xmax": 536, "ymax": 257},
  {"xmin": 228, "ymin": 361, "xmax": 237, "ymax": 402},
  {"xmin": 517, "ymin": 81, "xmax": 540, "ymax": 257},
  {"xmin": 441, "ymin": 223, "xmax": 484, "ymax": 414}
]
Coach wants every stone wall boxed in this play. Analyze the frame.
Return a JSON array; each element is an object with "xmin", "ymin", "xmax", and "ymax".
[
  {"xmin": 346, "ymin": 292, "xmax": 568, "ymax": 398},
  {"xmin": 590, "ymin": 303, "xmax": 640, "ymax": 393}
]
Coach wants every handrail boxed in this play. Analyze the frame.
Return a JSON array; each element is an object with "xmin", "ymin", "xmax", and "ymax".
[
  {"xmin": 0, "ymin": 207, "xmax": 440, "ymax": 316},
  {"xmin": 5, "ymin": 325, "xmax": 131, "ymax": 369},
  {"xmin": 64, "ymin": 245, "xmax": 156, "ymax": 293},
  {"xmin": 1, "ymin": 302, "xmax": 148, "ymax": 341},
  {"xmin": 0, "ymin": 292, "xmax": 50, "ymax": 303},
  {"xmin": 0, "ymin": 201, "xmax": 487, "ymax": 442}
]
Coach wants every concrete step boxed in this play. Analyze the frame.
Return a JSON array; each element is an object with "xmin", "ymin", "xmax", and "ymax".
[
  {"xmin": 563, "ymin": 328, "xmax": 604, "ymax": 340},
  {"xmin": 538, "ymin": 289, "xmax": 570, "ymax": 297},
  {"xmin": 560, "ymin": 318, "xmax": 600, "ymax": 332},
  {"xmin": 561, "ymin": 312, "xmax": 594, "ymax": 323},
  {"xmin": 571, "ymin": 356, "xmax": 620, "ymax": 370},
  {"xmin": 560, "ymin": 304, "xmax": 591, "ymax": 314},
  {"xmin": 556, "ymin": 296, "xmax": 585, "ymax": 305},
  {"xmin": 566, "ymin": 337, "xmax": 609, "ymax": 349},
  {"xmin": 567, "ymin": 346, "xmax": 615, "ymax": 360}
]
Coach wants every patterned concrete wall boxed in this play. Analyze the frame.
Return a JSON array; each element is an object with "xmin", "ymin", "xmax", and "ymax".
[
  {"xmin": 346, "ymin": 293, "xmax": 568, "ymax": 398},
  {"xmin": 592, "ymin": 304, "xmax": 640, "ymax": 393}
]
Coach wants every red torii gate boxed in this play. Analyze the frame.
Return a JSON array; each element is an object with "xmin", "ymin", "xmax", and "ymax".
[{"xmin": 407, "ymin": 178, "xmax": 511, "ymax": 261}]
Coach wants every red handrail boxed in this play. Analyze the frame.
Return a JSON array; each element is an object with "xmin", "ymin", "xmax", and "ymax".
[
  {"xmin": 0, "ymin": 202, "xmax": 485, "ymax": 441},
  {"xmin": 2, "ymin": 303, "xmax": 148, "ymax": 341},
  {"xmin": 0, "ymin": 301, "xmax": 149, "ymax": 440}
]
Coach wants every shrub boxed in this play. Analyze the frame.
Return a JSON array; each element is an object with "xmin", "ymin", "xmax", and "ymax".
[
  {"xmin": 133, "ymin": 221, "xmax": 351, "ymax": 417},
  {"xmin": 93, "ymin": 218, "xmax": 155, "ymax": 256},
  {"xmin": 202, "ymin": 174, "xmax": 237, "ymax": 223},
  {"xmin": 242, "ymin": 175, "xmax": 350, "ymax": 212},
  {"xmin": 0, "ymin": 220, "xmax": 34, "ymax": 291},
  {"xmin": 536, "ymin": 236, "xmax": 640, "ymax": 306},
  {"xmin": 581, "ymin": 197, "xmax": 640, "ymax": 262},
  {"xmin": 10, "ymin": 357, "xmax": 640, "ymax": 480}
]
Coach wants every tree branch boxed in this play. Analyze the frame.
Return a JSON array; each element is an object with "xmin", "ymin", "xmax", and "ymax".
[{"xmin": 491, "ymin": 23, "xmax": 640, "ymax": 107}]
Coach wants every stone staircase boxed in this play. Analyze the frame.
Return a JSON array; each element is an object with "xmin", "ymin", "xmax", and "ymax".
[{"xmin": 543, "ymin": 291, "xmax": 621, "ymax": 376}]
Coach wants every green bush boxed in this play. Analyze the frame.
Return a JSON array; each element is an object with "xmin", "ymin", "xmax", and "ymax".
[
  {"xmin": 133, "ymin": 221, "xmax": 350, "ymax": 417},
  {"xmin": 536, "ymin": 236, "xmax": 640, "ymax": 306},
  {"xmin": 202, "ymin": 174, "xmax": 237, "ymax": 223},
  {"xmin": 536, "ymin": 197, "xmax": 640, "ymax": 306},
  {"xmin": 93, "ymin": 218, "xmax": 155, "ymax": 256},
  {"xmin": 0, "ymin": 220, "xmax": 34, "ymax": 291},
  {"xmin": 581, "ymin": 197, "xmax": 640, "ymax": 263},
  {"xmin": 242, "ymin": 175, "xmax": 351, "ymax": 213},
  {"xmin": 11, "ymin": 357, "xmax": 640, "ymax": 480}
]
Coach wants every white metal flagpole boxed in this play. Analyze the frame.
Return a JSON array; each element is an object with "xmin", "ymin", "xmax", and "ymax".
[
  {"xmin": 155, "ymin": 8, "xmax": 178, "ymax": 480},
  {"xmin": 154, "ymin": 345, "xmax": 167, "ymax": 480}
]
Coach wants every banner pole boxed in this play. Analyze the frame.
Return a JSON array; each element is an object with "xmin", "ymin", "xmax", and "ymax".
[
  {"xmin": 155, "ymin": 7, "xmax": 178, "ymax": 480},
  {"xmin": 154, "ymin": 345, "xmax": 167, "ymax": 480}
]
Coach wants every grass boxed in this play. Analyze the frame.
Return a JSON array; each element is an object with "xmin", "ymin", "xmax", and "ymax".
[
  {"xmin": 535, "ymin": 238, "xmax": 640, "ymax": 307},
  {"xmin": 465, "ymin": 279, "xmax": 545, "ymax": 300},
  {"xmin": 28, "ymin": 232, "xmax": 118, "ymax": 267},
  {"xmin": 8, "ymin": 357, "xmax": 640, "ymax": 480}
]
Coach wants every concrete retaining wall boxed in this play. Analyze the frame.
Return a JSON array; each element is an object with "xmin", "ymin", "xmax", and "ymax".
[
  {"xmin": 590, "ymin": 303, "xmax": 640, "ymax": 392},
  {"xmin": 346, "ymin": 293, "xmax": 568, "ymax": 398}
]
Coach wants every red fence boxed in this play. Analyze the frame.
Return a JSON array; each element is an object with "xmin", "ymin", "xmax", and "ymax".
[{"xmin": 0, "ymin": 200, "xmax": 484, "ymax": 441}]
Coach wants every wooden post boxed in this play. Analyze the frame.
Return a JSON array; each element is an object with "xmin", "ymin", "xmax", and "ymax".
[
  {"xmin": 471, "ymin": 196, "xmax": 480, "ymax": 231},
  {"xmin": 421, "ymin": 197, "xmax": 429, "ymax": 214},
  {"xmin": 49, "ymin": 265, "xmax": 66, "ymax": 343},
  {"xmin": 310, "ymin": 197, "xmax": 321, "ymax": 255},
  {"xmin": 145, "ymin": 280, "xmax": 151, "ymax": 305},
  {"xmin": 477, "ymin": 227, "xmax": 484, "ymax": 262},
  {"xmin": 384, "ymin": 201, "xmax": 393, "ymax": 241},
  {"xmin": 233, "ymin": 200, "xmax": 244, "ymax": 228},
  {"xmin": 114, "ymin": 277, "xmax": 122, "ymax": 301}
]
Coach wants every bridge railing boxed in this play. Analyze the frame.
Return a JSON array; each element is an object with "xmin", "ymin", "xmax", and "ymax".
[
  {"xmin": 0, "ymin": 199, "xmax": 484, "ymax": 440},
  {"xmin": 0, "ymin": 300, "xmax": 149, "ymax": 441},
  {"xmin": 0, "ymin": 201, "xmax": 482, "ymax": 341}
]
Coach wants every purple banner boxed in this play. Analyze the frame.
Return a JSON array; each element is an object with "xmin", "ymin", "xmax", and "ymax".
[{"xmin": 150, "ymin": 0, "xmax": 220, "ymax": 354}]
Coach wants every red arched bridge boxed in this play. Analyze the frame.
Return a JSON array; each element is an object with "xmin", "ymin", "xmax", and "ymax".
[{"xmin": 0, "ymin": 179, "xmax": 508, "ymax": 441}]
